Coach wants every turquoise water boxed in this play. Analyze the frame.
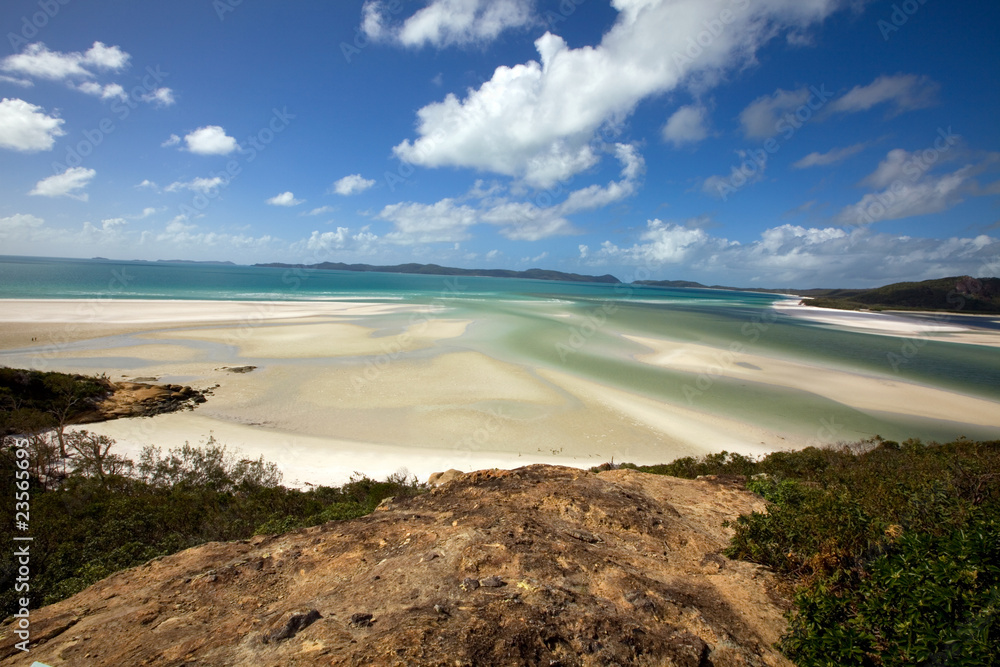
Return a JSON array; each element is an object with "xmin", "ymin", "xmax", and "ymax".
[{"xmin": 2, "ymin": 255, "xmax": 999, "ymax": 444}]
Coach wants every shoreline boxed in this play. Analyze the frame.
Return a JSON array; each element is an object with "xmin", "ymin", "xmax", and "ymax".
[{"xmin": 2, "ymin": 297, "xmax": 999, "ymax": 485}]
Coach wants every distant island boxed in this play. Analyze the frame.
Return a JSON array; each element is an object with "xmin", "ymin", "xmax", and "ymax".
[
  {"xmin": 637, "ymin": 276, "xmax": 1000, "ymax": 314},
  {"xmin": 802, "ymin": 276, "xmax": 1000, "ymax": 314},
  {"xmin": 254, "ymin": 261, "xmax": 621, "ymax": 284}
]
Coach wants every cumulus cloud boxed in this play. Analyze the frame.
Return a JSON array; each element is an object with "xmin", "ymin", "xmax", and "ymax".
[
  {"xmin": 155, "ymin": 218, "xmax": 274, "ymax": 249},
  {"xmin": 832, "ymin": 141, "xmax": 998, "ymax": 225},
  {"xmin": 165, "ymin": 176, "xmax": 226, "ymax": 194},
  {"xmin": 0, "ymin": 213, "xmax": 45, "ymax": 239},
  {"xmin": 362, "ymin": 0, "xmax": 535, "ymax": 48},
  {"xmin": 141, "ymin": 88, "xmax": 175, "ymax": 106},
  {"xmin": 266, "ymin": 191, "xmax": 304, "ymax": 206},
  {"xmin": 378, "ymin": 143, "xmax": 643, "ymax": 243},
  {"xmin": 182, "ymin": 126, "xmax": 238, "ymax": 155},
  {"xmin": 378, "ymin": 199, "xmax": 479, "ymax": 244},
  {"xmin": 300, "ymin": 226, "xmax": 380, "ymax": 254},
  {"xmin": 0, "ymin": 42, "xmax": 129, "ymax": 81},
  {"xmin": 587, "ymin": 220, "xmax": 1000, "ymax": 286},
  {"xmin": 739, "ymin": 88, "xmax": 812, "ymax": 139},
  {"xmin": 330, "ymin": 174, "xmax": 376, "ymax": 196},
  {"xmin": 793, "ymin": 143, "xmax": 866, "ymax": 168},
  {"xmin": 829, "ymin": 74, "xmax": 939, "ymax": 116},
  {"xmin": 29, "ymin": 167, "xmax": 96, "ymax": 200},
  {"xmin": 662, "ymin": 104, "xmax": 709, "ymax": 147},
  {"xmin": 75, "ymin": 81, "xmax": 127, "ymax": 101},
  {"xmin": 0, "ymin": 98, "xmax": 65, "ymax": 152},
  {"xmin": 161, "ymin": 134, "xmax": 181, "ymax": 148},
  {"xmin": 304, "ymin": 206, "xmax": 335, "ymax": 216},
  {"xmin": 392, "ymin": 0, "xmax": 848, "ymax": 187},
  {"xmin": 839, "ymin": 166, "xmax": 974, "ymax": 225}
]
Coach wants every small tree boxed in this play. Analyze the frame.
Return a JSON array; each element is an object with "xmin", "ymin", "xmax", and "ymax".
[{"xmin": 66, "ymin": 430, "xmax": 132, "ymax": 482}]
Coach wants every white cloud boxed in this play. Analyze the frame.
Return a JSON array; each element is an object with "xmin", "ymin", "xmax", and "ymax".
[
  {"xmin": 701, "ymin": 149, "xmax": 769, "ymax": 199},
  {"xmin": 331, "ymin": 174, "xmax": 376, "ymax": 195},
  {"xmin": 376, "ymin": 143, "xmax": 643, "ymax": 242},
  {"xmin": 29, "ymin": 167, "xmax": 96, "ymax": 200},
  {"xmin": 165, "ymin": 176, "xmax": 226, "ymax": 194},
  {"xmin": 132, "ymin": 207, "xmax": 159, "ymax": 219},
  {"xmin": 793, "ymin": 143, "xmax": 866, "ymax": 168},
  {"xmin": 588, "ymin": 220, "xmax": 1000, "ymax": 286},
  {"xmin": 141, "ymin": 88, "xmax": 175, "ymax": 106},
  {"xmin": 136, "ymin": 179, "xmax": 158, "ymax": 189},
  {"xmin": 378, "ymin": 199, "xmax": 479, "ymax": 244},
  {"xmin": 266, "ymin": 191, "xmax": 304, "ymax": 206},
  {"xmin": 0, "ymin": 42, "xmax": 129, "ymax": 81},
  {"xmin": 0, "ymin": 213, "xmax": 44, "ymax": 238},
  {"xmin": 183, "ymin": 126, "xmax": 237, "ymax": 155},
  {"xmin": 155, "ymin": 219, "xmax": 274, "ymax": 249},
  {"xmin": 161, "ymin": 134, "xmax": 181, "ymax": 148},
  {"xmin": 0, "ymin": 74, "xmax": 32, "ymax": 87},
  {"xmin": 76, "ymin": 81, "xmax": 127, "ymax": 101},
  {"xmin": 304, "ymin": 206, "xmax": 335, "ymax": 216},
  {"xmin": 839, "ymin": 166, "xmax": 974, "ymax": 225},
  {"xmin": 859, "ymin": 148, "xmax": 915, "ymax": 189},
  {"xmin": 0, "ymin": 98, "xmax": 65, "ymax": 152},
  {"xmin": 392, "ymin": 0, "xmax": 848, "ymax": 188},
  {"xmin": 662, "ymin": 104, "xmax": 709, "ymax": 147},
  {"xmin": 830, "ymin": 74, "xmax": 939, "ymax": 116},
  {"xmin": 363, "ymin": 0, "xmax": 535, "ymax": 48},
  {"xmin": 739, "ymin": 88, "xmax": 812, "ymax": 139}
]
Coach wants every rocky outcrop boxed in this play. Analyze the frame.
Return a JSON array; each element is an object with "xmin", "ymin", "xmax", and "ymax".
[
  {"xmin": 0, "ymin": 465, "xmax": 792, "ymax": 666},
  {"xmin": 85, "ymin": 381, "xmax": 210, "ymax": 421}
]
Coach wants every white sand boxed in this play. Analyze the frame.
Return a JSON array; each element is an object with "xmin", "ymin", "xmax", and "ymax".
[
  {"xmin": 2, "ymin": 298, "xmax": 998, "ymax": 486},
  {"xmin": 774, "ymin": 301, "xmax": 1000, "ymax": 347},
  {"xmin": 624, "ymin": 335, "xmax": 1000, "ymax": 428}
]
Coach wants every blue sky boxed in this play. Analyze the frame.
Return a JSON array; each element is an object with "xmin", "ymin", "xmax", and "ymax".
[{"xmin": 1, "ymin": 0, "xmax": 998, "ymax": 287}]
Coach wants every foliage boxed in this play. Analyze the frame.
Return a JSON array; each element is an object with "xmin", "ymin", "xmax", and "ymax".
[
  {"xmin": 808, "ymin": 276, "xmax": 1000, "ymax": 314},
  {"xmin": 0, "ymin": 367, "xmax": 111, "ymax": 436},
  {"xmin": 613, "ymin": 438, "xmax": 1000, "ymax": 665},
  {"xmin": 0, "ymin": 433, "xmax": 425, "ymax": 619}
]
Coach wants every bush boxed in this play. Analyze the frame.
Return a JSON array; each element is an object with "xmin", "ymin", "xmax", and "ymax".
[{"xmin": 626, "ymin": 438, "xmax": 1000, "ymax": 666}]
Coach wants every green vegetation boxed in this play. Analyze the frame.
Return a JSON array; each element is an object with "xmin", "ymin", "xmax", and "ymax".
[
  {"xmin": 596, "ymin": 438, "xmax": 1000, "ymax": 665},
  {"xmin": 808, "ymin": 276, "xmax": 1000, "ymax": 314},
  {"xmin": 0, "ymin": 367, "xmax": 112, "ymax": 440},
  {"xmin": 1, "ymin": 432, "xmax": 424, "ymax": 619}
]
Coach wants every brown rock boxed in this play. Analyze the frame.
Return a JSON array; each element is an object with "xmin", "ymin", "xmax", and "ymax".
[{"xmin": 0, "ymin": 465, "xmax": 793, "ymax": 667}]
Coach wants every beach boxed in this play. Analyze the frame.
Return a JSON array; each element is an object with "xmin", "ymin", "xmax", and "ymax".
[{"xmin": 2, "ymin": 297, "xmax": 999, "ymax": 485}]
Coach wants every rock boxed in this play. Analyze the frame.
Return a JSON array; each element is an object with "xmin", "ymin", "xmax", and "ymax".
[
  {"xmin": 479, "ymin": 576, "xmax": 506, "ymax": 588},
  {"xmin": 262, "ymin": 609, "xmax": 322, "ymax": 643},
  {"xmin": 348, "ymin": 613, "xmax": 373, "ymax": 629},
  {"xmin": 427, "ymin": 469, "xmax": 464, "ymax": 486},
  {"xmin": 1, "ymin": 466, "xmax": 791, "ymax": 667},
  {"xmin": 219, "ymin": 365, "xmax": 257, "ymax": 374}
]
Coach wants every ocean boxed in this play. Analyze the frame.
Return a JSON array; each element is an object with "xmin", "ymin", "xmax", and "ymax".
[{"xmin": 2, "ymin": 255, "xmax": 1000, "ymax": 447}]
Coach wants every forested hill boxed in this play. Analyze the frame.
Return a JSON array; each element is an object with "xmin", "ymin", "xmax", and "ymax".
[
  {"xmin": 806, "ymin": 276, "xmax": 1000, "ymax": 314},
  {"xmin": 254, "ymin": 262, "xmax": 621, "ymax": 284}
]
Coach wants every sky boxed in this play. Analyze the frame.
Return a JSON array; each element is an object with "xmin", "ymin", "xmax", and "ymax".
[{"xmin": 1, "ymin": 0, "xmax": 999, "ymax": 287}]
